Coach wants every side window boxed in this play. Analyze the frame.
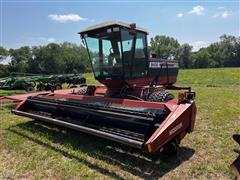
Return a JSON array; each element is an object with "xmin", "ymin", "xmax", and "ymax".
[
  {"xmin": 122, "ymin": 40, "xmax": 133, "ymax": 52},
  {"xmin": 121, "ymin": 29, "xmax": 134, "ymax": 78},
  {"xmin": 86, "ymin": 37, "xmax": 100, "ymax": 77},
  {"xmin": 132, "ymin": 32, "xmax": 147, "ymax": 77},
  {"xmin": 135, "ymin": 38, "xmax": 145, "ymax": 58},
  {"xmin": 102, "ymin": 39, "xmax": 113, "ymax": 75}
]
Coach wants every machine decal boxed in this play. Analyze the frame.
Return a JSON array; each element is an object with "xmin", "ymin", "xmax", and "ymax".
[
  {"xmin": 149, "ymin": 62, "xmax": 179, "ymax": 68},
  {"xmin": 169, "ymin": 122, "xmax": 183, "ymax": 136},
  {"xmin": 149, "ymin": 62, "xmax": 161, "ymax": 68}
]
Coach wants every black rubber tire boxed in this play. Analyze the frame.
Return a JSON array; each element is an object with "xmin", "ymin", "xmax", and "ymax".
[
  {"xmin": 162, "ymin": 139, "xmax": 179, "ymax": 155},
  {"xmin": 25, "ymin": 86, "xmax": 34, "ymax": 93},
  {"xmin": 80, "ymin": 84, "xmax": 87, "ymax": 87},
  {"xmin": 147, "ymin": 91, "xmax": 174, "ymax": 102},
  {"xmin": 76, "ymin": 86, "xmax": 88, "ymax": 95}
]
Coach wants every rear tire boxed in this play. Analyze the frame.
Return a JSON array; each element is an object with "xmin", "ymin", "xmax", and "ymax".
[
  {"xmin": 147, "ymin": 91, "xmax": 174, "ymax": 102},
  {"xmin": 76, "ymin": 86, "xmax": 88, "ymax": 95},
  {"xmin": 80, "ymin": 84, "xmax": 87, "ymax": 87}
]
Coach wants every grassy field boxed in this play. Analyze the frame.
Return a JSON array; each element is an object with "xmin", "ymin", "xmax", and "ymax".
[{"xmin": 0, "ymin": 68, "xmax": 239, "ymax": 179}]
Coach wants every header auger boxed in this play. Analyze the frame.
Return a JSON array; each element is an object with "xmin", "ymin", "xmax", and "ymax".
[{"xmin": 13, "ymin": 20, "xmax": 196, "ymax": 154}]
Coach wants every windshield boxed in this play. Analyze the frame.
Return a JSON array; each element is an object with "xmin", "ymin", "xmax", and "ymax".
[
  {"xmin": 83, "ymin": 27, "xmax": 148, "ymax": 79},
  {"xmin": 85, "ymin": 29, "xmax": 122, "ymax": 78}
]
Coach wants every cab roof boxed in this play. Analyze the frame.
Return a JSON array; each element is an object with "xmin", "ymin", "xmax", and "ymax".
[{"xmin": 79, "ymin": 20, "xmax": 148, "ymax": 34}]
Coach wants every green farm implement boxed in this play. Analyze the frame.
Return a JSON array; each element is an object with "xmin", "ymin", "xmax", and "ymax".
[{"xmin": 0, "ymin": 73, "xmax": 86, "ymax": 92}]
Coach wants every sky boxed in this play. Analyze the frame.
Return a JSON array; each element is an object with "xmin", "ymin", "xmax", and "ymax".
[{"xmin": 0, "ymin": 0, "xmax": 239, "ymax": 51}]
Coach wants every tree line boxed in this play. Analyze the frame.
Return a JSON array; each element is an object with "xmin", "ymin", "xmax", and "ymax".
[
  {"xmin": 0, "ymin": 34, "xmax": 239, "ymax": 76},
  {"xmin": 150, "ymin": 34, "xmax": 239, "ymax": 68},
  {"xmin": 0, "ymin": 42, "xmax": 90, "ymax": 76}
]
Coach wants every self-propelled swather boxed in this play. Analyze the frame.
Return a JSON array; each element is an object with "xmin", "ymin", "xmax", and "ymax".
[{"xmin": 13, "ymin": 21, "xmax": 197, "ymax": 154}]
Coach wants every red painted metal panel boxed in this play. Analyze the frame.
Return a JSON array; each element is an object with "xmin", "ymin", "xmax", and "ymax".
[
  {"xmin": 0, "ymin": 88, "xmax": 80, "ymax": 103},
  {"xmin": 99, "ymin": 76, "xmax": 177, "ymax": 89},
  {"xmin": 145, "ymin": 101, "xmax": 196, "ymax": 152}
]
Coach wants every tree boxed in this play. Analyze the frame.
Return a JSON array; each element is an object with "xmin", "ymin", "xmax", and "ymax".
[
  {"xmin": 0, "ymin": 64, "xmax": 9, "ymax": 76},
  {"xmin": 0, "ymin": 46, "xmax": 9, "ymax": 64},
  {"xmin": 207, "ymin": 43, "xmax": 223, "ymax": 67},
  {"xmin": 8, "ymin": 46, "xmax": 32, "ymax": 73},
  {"xmin": 201, "ymin": 35, "xmax": 240, "ymax": 68},
  {"xmin": 219, "ymin": 35, "xmax": 240, "ymax": 67},
  {"xmin": 1, "ymin": 34, "xmax": 239, "ymax": 75},
  {"xmin": 60, "ymin": 42, "xmax": 90, "ymax": 73},
  {"xmin": 191, "ymin": 49, "xmax": 211, "ymax": 68},
  {"xmin": 150, "ymin": 35, "xmax": 180, "ymax": 59},
  {"xmin": 0, "ymin": 46, "xmax": 8, "ymax": 56},
  {"xmin": 25, "ymin": 42, "xmax": 90, "ymax": 74},
  {"xmin": 178, "ymin": 43, "xmax": 193, "ymax": 68},
  {"xmin": 0, "ymin": 47, "xmax": 10, "ymax": 76}
]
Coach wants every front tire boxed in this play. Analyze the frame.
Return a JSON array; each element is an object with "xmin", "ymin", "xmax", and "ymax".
[{"xmin": 147, "ymin": 91, "xmax": 174, "ymax": 102}]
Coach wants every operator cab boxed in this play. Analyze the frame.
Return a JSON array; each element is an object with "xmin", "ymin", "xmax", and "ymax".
[{"xmin": 79, "ymin": 20, "xmax": 148, "ymax": 81}]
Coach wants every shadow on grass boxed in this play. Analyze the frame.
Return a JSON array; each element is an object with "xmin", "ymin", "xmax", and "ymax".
[
  {"xmin": 1, "ymin": 103, "xmax": 18, "ymax": 109},
  {"xmin": 8, "ymin": 120, "xmax": 195, "ymax": 179}
]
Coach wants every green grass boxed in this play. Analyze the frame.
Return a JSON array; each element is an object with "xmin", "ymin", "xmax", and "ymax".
[
  {"xmin": 0, "ymin": 90, "xmax": 26, "ymax": 96},
  {"xmin": 177, "ymin": 67, "xmax": 240, "ymax": 86},
  {"xmin": 83, "ymin": 72, "xmax": 98, "ymax": 84},
  {"xmin": 0, "ymin": 67, "xmax": 240, "ymax": 179}
]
